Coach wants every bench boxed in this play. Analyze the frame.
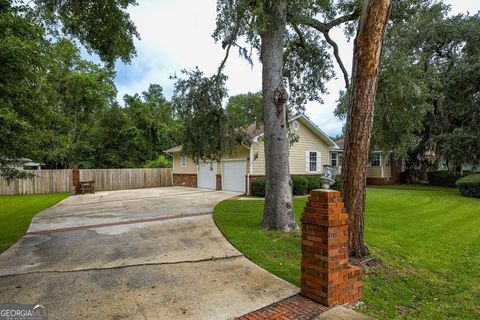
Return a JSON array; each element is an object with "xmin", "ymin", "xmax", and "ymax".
[{"xmin": 79, "ymin": 181, "xmax": 95, "ymax": 194}]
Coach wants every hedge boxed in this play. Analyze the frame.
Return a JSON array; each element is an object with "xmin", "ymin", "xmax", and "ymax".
[
  {"xmin": 291, "ymin": 176, "xmax": 308, "ymax": 195},
  {"xmin": 251, "ymin": 177, "xmax": 266, "ymax": 197},
  {"xmin": 456, "ymin": 174, "xmax": 480, "ymax": 198},
  {"xmin": 427, "ymin": 171, "xmax": 465, "ymax": 187},
  {"xmin": 251, "ymin": 176, "xmax": 310, "ymax": 196},
  {"xmin": 305, "ymin": 176, "xmax": 321, "ymax": 192}
]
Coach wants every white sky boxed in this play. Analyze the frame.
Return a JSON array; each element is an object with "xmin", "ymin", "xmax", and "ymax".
[{"xmin": 112, "ymin": 0, "xmax": 480, "ymax": 137}]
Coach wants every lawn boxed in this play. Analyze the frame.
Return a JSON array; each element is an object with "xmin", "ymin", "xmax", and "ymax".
[
  {"xmin": 0, "ymin": 193, "xmax": 69, "ymax": 253},
  {"xmin": 213, "ymin": 186, "xmax": 480, "ymax": 319}
]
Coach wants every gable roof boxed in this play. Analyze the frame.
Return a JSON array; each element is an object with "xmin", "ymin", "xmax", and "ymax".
[{"xmin": 164, "ymin": 114, "xmax": 340, "ymax": 153}]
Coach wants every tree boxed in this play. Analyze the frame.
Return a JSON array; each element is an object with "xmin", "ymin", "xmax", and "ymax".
[
  {"xmin": 0, "ymin": 0, "xmax": 138, "ymax": 180},
  {"xmin": 226, "ymin": 92, "xmax": 263, "ymax": 128},
  {"xmin": 173, "ymin": 0, "xmax": 362, "ymax": 231},
  {"xmin": 341, "ymin": 0, "xmax": 391, "ymax": 257},
  {"xmin": 258, "ymin": 0, "xmax": 296, "ymax": 231}
]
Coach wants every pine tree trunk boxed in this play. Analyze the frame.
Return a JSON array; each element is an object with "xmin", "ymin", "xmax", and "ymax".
[
  {"xmin": 260, "ymin": 0, "xmax": 297, "ymax": 232},
  {"xmin": 342, "ymin": 0, "xmax": 391, "ymax": 257}
]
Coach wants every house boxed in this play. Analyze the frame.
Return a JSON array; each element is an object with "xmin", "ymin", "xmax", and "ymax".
[
  {"xmin": 3, "ymin": 158, "xmax": 42, "ymax": 170},
  {"xmin": 165, "ymin": 114, "xmax": 403, "ymax": 194},
  {"xmin": 332, "ymin": 139, "xmax": 403, "ymax": 185},
  {"xmin": 166, "ymin": 114, "xmax": 339, "ymax": 194}
]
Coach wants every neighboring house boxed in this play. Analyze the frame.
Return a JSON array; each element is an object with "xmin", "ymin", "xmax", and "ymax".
[
  {"xmin": 4, "ymin": 158, "xmax": 42, "ymax": 170},
  {"xmin": 165, "ymin": 114, "xmax": 338, "ymax": 194},
  {"xmin": 333, "ymin": 139, "xmax": 403, "ymax": 185},
  {"xmin": 165, "ymin": 114, "xmax": 403, "ymax": 194}
]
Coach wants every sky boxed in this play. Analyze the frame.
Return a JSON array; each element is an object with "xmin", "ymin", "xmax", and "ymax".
[{"xmin": 107, "ymin": 0, "xmax": 480, "ymax": 137}]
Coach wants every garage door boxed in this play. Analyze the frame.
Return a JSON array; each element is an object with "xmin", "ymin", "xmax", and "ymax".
[
  {"xmin": 198, "ymin": 162, "xmax": 217, "ymax": 190},
  {"xmin": 222, "ymin": 160, "xmax": 246, "ymax": 193}
]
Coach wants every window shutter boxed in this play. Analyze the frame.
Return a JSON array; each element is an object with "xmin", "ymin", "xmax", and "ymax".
[
  {"xmin": 305, "ymin": 151, "xmax": 310, "ymax": 173},
  {"xmin": 316, "ymin": 151, "xmax": 321, "ymax": 172}
]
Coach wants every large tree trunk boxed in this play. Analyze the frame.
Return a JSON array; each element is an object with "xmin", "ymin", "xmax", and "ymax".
[
  {"xmin": 342, "ymin": 0, "xmax": 391, "ymax": 257},
  {"xmin": 260, "ymin": 0, "xmax": 297, "ymax": 231}
]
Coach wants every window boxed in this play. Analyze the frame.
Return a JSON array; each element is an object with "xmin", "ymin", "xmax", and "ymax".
[
  {"xmin": 338, "ymin": 154, "xmax": 344, "ymax": 167},
  {"xmin": 309, "ymin": 151, "xmax": 317, "ymax": 172},
  {"xmin": 180, "ymin": 155, "xmax": 187, "ymax": 167},
  {"xmin": 331, "ymin": 153, "xmax": 337, "ymax": 167},
  {"xmin": 370, "ymin": 154, "xmax": 381, "ymax": 167},
  {"xmin": 292, "ymin": 120, "xmax": 299, "ymax": 131}
]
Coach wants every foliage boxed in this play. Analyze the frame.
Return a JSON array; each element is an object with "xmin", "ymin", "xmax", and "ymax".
[
  {"xmin": 143, "ymin": 155, "xmax": 172, "ymax": 169},
  {"xmin": 214, "ymin": 186, "xmax": 480, "ymax": 319},
  {"xmin": 172, "ymin": 68, "xmax": 240, "ymax": 162},
  {"xmin": 0, "ymin": 193, "xmax": 69, "ymax": 253},
  {"xmin": 456, "ymin": 174, "xmax": 480, "ymax": 198},
  {"xmin": 332, "ymin": 173, "xmax": 343, "ymax": 191},
  {"xmin": 34, "ymin": 0, "xmax": 139, "ymax": 64},
  {"xmin": 0, "ymin": 0, "xmax": 152, "ymax": 180},
  {"xmin": 305, "ymin": 176, "xmax": 321, "ymax": 192},
  {"xmin": 427, "ymin": 170, "xmax": 466, "ymax": 188},
  {"xmin": 226, "ymin": 92, "xmax": 263, "ymax": 127},
  {"xmin": 334, "ymin": 2, "xmax": 480, "ymax": 171},
  {"xmin": 251, "ymin": 177, "xmax": 266, "ymax": 197},
  {"xmin": 291, "ymin": 176, "xmax": 308, "ymax": 195}
]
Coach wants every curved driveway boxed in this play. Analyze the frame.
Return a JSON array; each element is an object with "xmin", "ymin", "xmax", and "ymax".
[{"xmin": 0, "ymin": 187, "xmax": 298, "ymax": 319}]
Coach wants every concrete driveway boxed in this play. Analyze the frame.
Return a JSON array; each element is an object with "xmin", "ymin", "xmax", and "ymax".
[{"xmin": 0, "ymin": 187, "xmax": 298, "ymax": 319}]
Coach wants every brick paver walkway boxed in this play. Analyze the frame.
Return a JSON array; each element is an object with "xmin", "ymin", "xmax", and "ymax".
[{"xmin": 236, "ymin": 295, "xmax": 328, "ymax": 320}]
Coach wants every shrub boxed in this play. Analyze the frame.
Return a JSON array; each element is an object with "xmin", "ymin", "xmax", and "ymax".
[
  {"xmin": 251, "ymin": 177, "xmax": 266, "ymax": 197},
  {"xmin": 305, "ymin": 176, "xmax": 321, "ymax": 192},
  {"xmin": 143, "ymin": 155, "xmax": 172, "ymax": 168},
  {"xmin": 427, "ymin": 171, "xmax": 465, "ymax": 187},
  {"xmin": 331, "ymin": 174, "xmax": 343, "ymax": 191},
  {"xmin": 456, "ymin": 174, "xmax": 480, "ymax": 198},
  {"xmin": 292, "ymin": 176, "xmax": 308, "ymax": 195}
]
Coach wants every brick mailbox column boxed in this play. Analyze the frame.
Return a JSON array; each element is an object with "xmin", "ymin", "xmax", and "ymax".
[
  {"xmin": 72, "ymin": 165, "xmax": 80, "ymax": 195},
  {"xmin": 300, "ymin": 189, "xmax": 362, "ymax": 306}
]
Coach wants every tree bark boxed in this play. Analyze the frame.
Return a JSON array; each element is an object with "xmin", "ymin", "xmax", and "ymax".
[
  {"xmin": 342, "ymin": 0, "xmax": 391, "ymax": 257},
  {"xmin": 260, "ymin": 0, "xmax": 297, "ymax": 231}
]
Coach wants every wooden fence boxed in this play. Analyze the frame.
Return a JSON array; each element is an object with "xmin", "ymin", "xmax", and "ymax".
[{"xmin": 0, "ymin": 168, "xmax": 172, "ymax": 196}]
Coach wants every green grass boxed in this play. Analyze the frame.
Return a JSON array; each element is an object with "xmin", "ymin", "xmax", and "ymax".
[
  {"xmin": 213, "ymin": 186, "xmax": 480, "ymax": 319},
  {"xmin": 0, "ymin": 193, "xmax": 69, "ymax": 253}
]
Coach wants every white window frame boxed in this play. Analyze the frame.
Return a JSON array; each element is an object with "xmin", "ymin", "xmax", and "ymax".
[
  {"xmin": 180, "ymin": 155, "xmax": 187, "ymax": 167},
  {"xmin": 338, "ymin": 153, "xmax": 344, "ymax": 168},
  {"xmin": 292, "ymin": 120, "xmax": 299, "ymax": 131},
  {"xmin": 370, "ymin": 154, "xmax": 381, "ymax": 167},
  {"xmin": 331, "ymin": 152, "xmax": 338, "ymax": 167},
  {"xmin": 306, "ymin": 150, "xmax": 321, "ymax": 173}
]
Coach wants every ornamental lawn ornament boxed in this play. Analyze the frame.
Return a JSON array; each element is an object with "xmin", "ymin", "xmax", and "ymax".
[{"xmin": 320, "ymin": 164, "xmax": 336, "ymax": 189}]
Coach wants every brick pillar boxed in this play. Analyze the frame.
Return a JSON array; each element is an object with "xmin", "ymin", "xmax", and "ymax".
[
  {"xmin": 72, "ymin": 165, "xmax": 80, "ymax": 195},
  {"xmin": 300, "ymin": 189, "xmax": 362, "ymax": 306}
]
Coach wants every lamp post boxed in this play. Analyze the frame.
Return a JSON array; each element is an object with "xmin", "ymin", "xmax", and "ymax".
[{"xmin": 320, "ymin": 164, "xmax": 336, "ymax": 189}]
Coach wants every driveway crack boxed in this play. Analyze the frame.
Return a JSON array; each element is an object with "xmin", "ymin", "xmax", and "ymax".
[{"xmin": 0, "ymin": 254, "xmax": 245, "ymax": 278}]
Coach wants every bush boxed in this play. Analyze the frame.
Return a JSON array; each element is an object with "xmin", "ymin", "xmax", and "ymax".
[
  {"xmin": 427, "ymin": 171, "xmax": 465, "ymax": 187},
  {"xmin": 251, "ymin": 177, "xmax": 266, "ymax": 197},
  {"xmin": 143, "ymin": 155, "xmax": 172, "ymax": 168},
  {"xmin": 332, "ymin": 174, "xmax": 343, "ymax": 191},
  {"xmin": 305, "ymin": 176, "xmax": 321, "ymax": 192},
  {"xmin": 252, "ymin": 176, "xmax": 309, "ymax": 196},
  {"xmin": 292, "ymin": 176, "xmax": 308, "ymax": 195},
  {"xmin": 456, "ymin": 174, "xmax": 480, "ymax": 198}
]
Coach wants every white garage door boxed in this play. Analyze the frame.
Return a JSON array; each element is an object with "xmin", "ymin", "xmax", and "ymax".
[
  {"xmin": 198, "ymin": 162, "xmax": 217, "ymax": 190},
  {"xmin": 222, "ymin": 160, "xmax": 246, "ymax": 193}
]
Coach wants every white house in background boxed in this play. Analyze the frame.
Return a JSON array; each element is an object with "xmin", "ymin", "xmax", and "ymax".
[
  {"xmin": 4, "ymin": 158, "xmax": 42, "ymax": 170},
  {"xmin": 165, "ymin": 114, "xmax": 402, "ymax": 194}
]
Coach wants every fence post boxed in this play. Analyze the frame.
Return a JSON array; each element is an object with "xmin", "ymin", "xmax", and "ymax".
[
  {"xmin": 300, "ymin": 189, "xmax": 362, "ymax": 306},
  {"xmin": 72, "ymin": 165, "xmax": 80, "ymax": 195}
]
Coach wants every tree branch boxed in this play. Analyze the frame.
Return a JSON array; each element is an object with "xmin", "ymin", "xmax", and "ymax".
[
  {"xmin": 323, "ymin": 31, "xmax": 350, "ymax": 89},
  {"xmin": 288, "ymin": 10, "xmax": 360, "ymax": 90}
]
